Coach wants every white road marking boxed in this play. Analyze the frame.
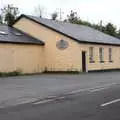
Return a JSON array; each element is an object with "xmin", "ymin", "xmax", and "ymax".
[
  {"xmin": 15, "ymin": 98, "xmax": 39, "ymax": 105},
  {"xmin": 33, "ymin": 83, "xmax": 117, "ymax": 105},
  {"xmin": 101, "ymin": 99, "xmax": 120, "ymax": 107},
  {"xmin": 0, "ymin": 83, "xmax": 117, "ymax": 108},
  {"xmin": 57, "ymin": 97, "xmax": 65, "ymax": 99},
  {"xmin": 33, "ymin": 96, "xmax": 66, "ymax": 105},
  {"xmin": 89, "ymin": 83, "xmax": 117, "ymax": 93},
  {"xmin": 46, "ymin": 96, "xmax": 56, "ymax": 99},
  {"xmin": 33, "ymin": 99, "xmax": 54, "ymax": 105},
  {"xmin": 68, "ymin": 83, "xmax": 117, "ymax": 94},
  {"xmin": 68, "ymin": 89, "xmax": 88, "ymax": 95},
  {"xmin": 90, "ymin": 87, "xmax": 109, "ymax": 92}
]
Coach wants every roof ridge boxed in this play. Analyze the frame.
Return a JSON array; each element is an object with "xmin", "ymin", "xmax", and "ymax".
[
  {"xmin": 13, "ymin": 14, "xmax": 120, "ymax": 46},
  {"xmin": 24, "ymin": 15, "xmax": 119, "ymax": 39}
]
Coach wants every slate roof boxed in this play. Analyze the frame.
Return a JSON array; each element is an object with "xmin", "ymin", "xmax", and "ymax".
[
  {"xmin": 14, "ymin": 14, "xmax": 120, "ymax": 46},
  {"xmin": 0, "ymin": 25, "xmax": 44, "ymax": 45}
]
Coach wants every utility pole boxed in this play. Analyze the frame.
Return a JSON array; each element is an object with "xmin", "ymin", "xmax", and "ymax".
[
  {"xmin": 57, "ymin": 8, "xmax": 64, "ymax": 20},
  {"xmin": 99, "ymin": 20, "xmax": 103, "ymax": 31}
]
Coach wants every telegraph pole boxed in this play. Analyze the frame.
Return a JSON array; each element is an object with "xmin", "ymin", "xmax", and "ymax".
[
  {"xmin": 99, "ymin": 20, "xmax": 103, "ymax": 31},
  {"xmin": 57, "ymin": 8, "xmax": 64, "ymax": 20}
]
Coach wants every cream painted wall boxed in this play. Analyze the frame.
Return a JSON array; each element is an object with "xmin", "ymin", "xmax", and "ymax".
[
  {"xmin": 13, "ymin": 17, "xmax": 120, "ymax": 72},
  {"xmin": 0, "ymin": 43, "xmax": 44, "ymax": 73}
]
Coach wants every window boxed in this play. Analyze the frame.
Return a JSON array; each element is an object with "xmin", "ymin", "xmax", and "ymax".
[
  {"xmin": 99, "ymin": 47, "xmax": 104, "ymax": 62},
  {"xmin": 89, "ymin": 47, "xmax": 94, "ymax": 63},
  {"xmin": 109, "ymin": 48, "xmax": 112, "ymax": 62}
]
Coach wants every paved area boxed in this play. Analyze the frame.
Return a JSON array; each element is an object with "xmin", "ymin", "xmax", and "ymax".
[
  {"xmin": 0, "ymin": 82, "xmax": 120, "ymax": 120},
  {"xmin": 0, "ymin": 71, "xmax": 120, "ymax": 108}
]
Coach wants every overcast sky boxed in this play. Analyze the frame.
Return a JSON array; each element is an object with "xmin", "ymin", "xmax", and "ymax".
[{"xmin": 1, "ymin": 0, "xmax": 120, "ymax": 28}]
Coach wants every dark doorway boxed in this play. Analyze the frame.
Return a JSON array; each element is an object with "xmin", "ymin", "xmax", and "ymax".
[{"xmin": 82, "ymin": 51, "xmax": 86, "ymax": 72}]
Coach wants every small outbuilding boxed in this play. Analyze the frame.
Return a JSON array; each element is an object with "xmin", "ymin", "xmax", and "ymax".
[
  {"xmin": 0, "ymin": 24, "xmax": 44, "ymax": 73},
  {"xmin": 1, "ymin": 14, "xmax": 120, "ymax": 73}
]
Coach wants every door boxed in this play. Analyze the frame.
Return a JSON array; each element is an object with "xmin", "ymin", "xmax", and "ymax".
[{"xmin": 82, "ymin": 51, "xmax": 86, "ymax": 72}]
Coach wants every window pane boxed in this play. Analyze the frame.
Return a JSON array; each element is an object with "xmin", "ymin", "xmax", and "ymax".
[
  {"xmin": 99, "ymin": 47, "xmax": 104, "ymax": 62},
  {"xmin": 89, "ymin": 47, "xmax": 94, "ymax": 63},
  {"xmin": 109, "ymin": 48, "xmax": 112, "ymax": 62}
]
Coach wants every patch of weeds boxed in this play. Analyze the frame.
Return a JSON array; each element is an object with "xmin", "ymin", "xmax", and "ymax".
[{"xmin": 0, "ymin": 70, "xmax": 23, "ymax": 77}]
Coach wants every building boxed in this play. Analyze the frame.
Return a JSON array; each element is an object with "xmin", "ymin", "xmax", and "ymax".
[
  {"xmin": 0, "ymin": 14, "xmax": 120, "ymax": 73},
  {"xmin": 0, "ymin": 24, "xmax": 44, "ymax": 73}
]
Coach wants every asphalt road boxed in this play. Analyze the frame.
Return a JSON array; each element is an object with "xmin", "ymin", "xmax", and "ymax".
[
  {"xmin": 1, "ymin": 71, "xmax": 120, "ymax": 108},
  {"xmin": 0, "ymin": 83, "xmax": 120, "ymax": 120}
]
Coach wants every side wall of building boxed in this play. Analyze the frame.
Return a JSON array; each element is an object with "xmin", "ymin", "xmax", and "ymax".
[
  {"xmin": 0, "ymin": 43, "xmax": 44, "ymax": 73},
  {"xmin": 13, "ymin": 18, "xmax": 120, "ymax": 72}
]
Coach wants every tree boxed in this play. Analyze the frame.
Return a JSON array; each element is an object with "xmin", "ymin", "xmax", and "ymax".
[
  {"xmin": 5, "ymin": 13, "xmax": 15, "ymax": 26},
  {"xmin": 67, "ymin": 10, "xmax": 78, "ymax": 23},
  {"xmin": 67, "ymin": 10, "xmax": 92, "ymax": 26},
  {"xmin": 51, "ymin": 12, "xmax": 58, "ymax": 20},
  {"xmin": 116, "ymin": 29, "xmax": 120, "ymax": 38},
  {"xmin": 0, "ymin": 15, "xmax": 3, "ymax": 24},
  {"xmin": 105, "ymin": 23, "xmax": 117, "ymax": 36},
  {"xmin": 65, "ymin": 10, "xmax": 120, "ymax": 39},
  {"xmin": 34, "ymin": 5, "xmax": 45, "ymax": 18},
  {"xmin": 1, "ymin": 4, "xmax": 19, "ymax": 26}
]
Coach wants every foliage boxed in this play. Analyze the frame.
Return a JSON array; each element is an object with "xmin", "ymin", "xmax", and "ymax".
[
  {"xmin": 0, "ymin": 15, "xmax": 3, "ymax": 24},
  {"xmin": 116, "ymin": 29, "xmax": 120, "ymax": 39},
  {"xmin": 66, "ymin": 10, "xmax": 120, "ymax": 39},
  {"xmin": 67, "ymin": 10, "xmax": 78, "ymax": 23},
  {"xmin": 34, "ymin": 5, "xmax": 45, "ymax": 18},
  {"xmin": 0, "ymin": 70, "xmax": 22, "ymax": 77},
  {"xmin": 1, "ymin": 4, "xmax": 19, "ymax": 26},
  {"xmin": 51, "ymin": 12, "xmax": 58, "ymax": 20},
  {"xmin": 105, "ymin": 23, "xmax": 117, "ymax": 36},
  {"xmin": 4, "ymin": 12, "xmax": 15, "ymax": 26}
]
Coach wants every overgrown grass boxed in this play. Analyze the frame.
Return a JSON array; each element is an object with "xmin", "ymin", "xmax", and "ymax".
[{"xmin": 0, "ymin": 70, "xmax": 22, "ymax": 77}]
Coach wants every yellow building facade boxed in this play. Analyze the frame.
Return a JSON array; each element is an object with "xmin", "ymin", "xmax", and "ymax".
[
  {"xmin": 0, "ymin": 14, "xmax": 120, "ymax": 74},
  {"xmin": 13, "ymin": 16, "xmax": 120, "ymax": 73},
  {"xmin": 0, "ymin": 44, "xmax": 44, "ymax": 73}
]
